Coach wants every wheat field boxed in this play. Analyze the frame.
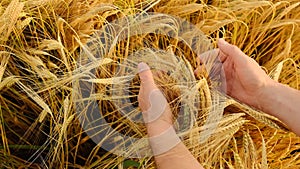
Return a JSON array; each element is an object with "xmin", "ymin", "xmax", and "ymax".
[{"xmin": 0, "ymin": 0, "xmax": 299, "ymax": 168}]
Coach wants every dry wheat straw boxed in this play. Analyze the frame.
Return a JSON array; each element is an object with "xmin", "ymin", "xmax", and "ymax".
[{"xmin": 0, "ymin": 0, "xmax": 300, "ymax": 168}]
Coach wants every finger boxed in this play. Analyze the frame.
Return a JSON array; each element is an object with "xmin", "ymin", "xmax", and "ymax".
[
  {"xmin": 137, "ymin": 62, "xmax": 169, "ymax": 123},
  {"xmin": 195, "ymin": 49, "xmax": 219, "ymax": 78},
  {"xmin": 218, "ymin": 38, "xmax": 248, "ymax": 64},
  {"xmin": 194, "ymin": 64, "xmax": 207, "ymax": 78},
  {"xmin": 138, "ymin": 62, "xmax": 158, "ymax": 112},
  {"xmin": 197, "ymin": 49, "xmax": 219, "ymax": 65},
  {"xmin": 138, "ymin": 62, "xmax": 156, "ymax": 90},
  {"xmin": 219, "ymin": 49, "xmax": 227, "ymax": 63}
]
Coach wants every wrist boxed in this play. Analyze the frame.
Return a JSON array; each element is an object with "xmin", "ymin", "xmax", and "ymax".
[
  {"xmin": 144, "ymin": 119, "xmax": 173, "ymax": 136},
  {"xmin": 257, "ymin": 80, "xmax": 281, "ymax": 114},
  {"xmin": 147, "ymin": 125, "xmax": 181, "ymax": 156}
]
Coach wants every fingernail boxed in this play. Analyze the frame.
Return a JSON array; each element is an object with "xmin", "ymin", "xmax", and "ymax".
[
  {"xmin": 218, "ymin": 38, "xmax": 227, "ymax": 46},
  {"xmin": 138, "ymin": 62, "xmax": 150, "ymax": 73}
]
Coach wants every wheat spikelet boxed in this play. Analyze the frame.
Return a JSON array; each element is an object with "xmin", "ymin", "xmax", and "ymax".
[
  {"xmin": 0, "ymin": 0, "xmax": 24, "ymax": 42},
  {"xmin": 0, "ymin": 0, "xmax": 299, "ymax": 168}
]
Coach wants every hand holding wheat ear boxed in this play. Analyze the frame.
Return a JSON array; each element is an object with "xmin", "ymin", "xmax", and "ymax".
[
  {"xmin": 195, "ymin": 39, "xmax": 300, "ymax": 136},
  {"xmin": 137, "ymin": 62, "xmax": 173, "ymax": 128},
  {"xmin": 195, "ymin": 39, "xmax": 275, "ymax": 110},
  {"xmin": 137, "ymin": 62, "xmax": 204, "ymax": 169},
  {"xmin": 219, "ymin": 39, "xmax": 282, "ymax": 111},
  {"xmin": 218, "ymin": 39, "xmax": 300, "ymax": 136}
]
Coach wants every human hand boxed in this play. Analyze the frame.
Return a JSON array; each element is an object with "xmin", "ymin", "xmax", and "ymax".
[
  {"xmin": 137, "ymin": 63, "xmax": 204, "ymax": 169},
  {"xmin": 194, "ymin": 39, "xmax": 275, "ymax": 110},
  {"xmin": 137, "ymin": 62, "xmax": 173, "ymax": 135}
]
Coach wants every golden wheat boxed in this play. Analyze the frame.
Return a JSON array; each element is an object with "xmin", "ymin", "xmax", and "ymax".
[{"xmin": 0, "ymin": 0, "xmax": 299, "ymax": 168}]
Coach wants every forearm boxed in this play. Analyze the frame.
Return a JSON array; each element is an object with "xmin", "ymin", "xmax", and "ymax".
[
  {"xmin": 259, "ymin": 81, "xmax": 300, "ymax": 136},
  {"xmin": 145, "ymin": 121, "xmax": 204, "ymax": 169},
  {"xmin": 153, "ymin": 141, "xmax": 204, "ymax": 169}
]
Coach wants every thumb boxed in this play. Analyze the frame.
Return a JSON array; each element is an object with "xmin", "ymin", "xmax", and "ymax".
[
  {"xmin": 138, "ymin": 62, "xmax": 157, "ymax": 90},
  {"xmin": 138, "ymin": 62, "xmax": 168, "ymax": 123},
  {"xmin": 218, "ymin": 38, "xmax": 248, "ymax": 64}
]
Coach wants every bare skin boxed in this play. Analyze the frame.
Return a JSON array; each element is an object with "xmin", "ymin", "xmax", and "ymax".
[
  {"xmin": 197, "ymin": 39, "xmax": 300, "ymax": 136},
  {"xmin": 137, "ymin": 39, "xmax": 300, "ymax": 169},
  {"xmin": 138, "ymin": 62, "xmax": 204, "ymax": 169}
]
